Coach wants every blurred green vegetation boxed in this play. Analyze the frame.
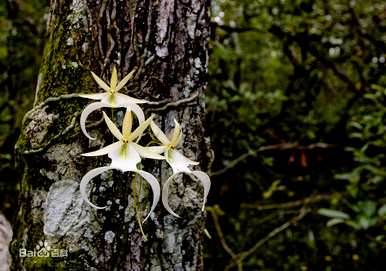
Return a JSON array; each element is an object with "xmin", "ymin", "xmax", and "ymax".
[
  {"xmin": 0, "ymin": 0, "xmax": 385, "ymax": 270},
  {"xmin": 205, "ymin": 0, "xmax": 385, "ymax": 270},
  {"xmin": 0, "ymin": 0, "xmax": 48, "ymax": 218}
]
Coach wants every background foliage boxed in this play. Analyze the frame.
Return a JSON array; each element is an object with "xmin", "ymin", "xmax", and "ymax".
[
  {"xmin": 0, "ymin": 0, "xmax": 47, "ymax": 219},
  {"xmin": 0, "ymin": 0, "xmax": 385, "ymax": 270},
  {"xmin": 205, "ymin": 0, "xmax": 385, "ymax": 270}
]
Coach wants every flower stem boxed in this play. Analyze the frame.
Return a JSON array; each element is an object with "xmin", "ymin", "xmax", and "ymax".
[{"xmin": 133, "ymin": 174, "xmax": 147, "ymax": 241}]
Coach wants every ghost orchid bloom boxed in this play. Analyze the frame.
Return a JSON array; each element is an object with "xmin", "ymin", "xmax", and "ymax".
[
  {"xmin": 80, "ymin": 66, "xmax": 147, "ymax": 140},
  {"xmin": 80, "ymin": 109, "xmax": 164, "ymax": 222},
  {"xmin": 150, "ymin": 120, "xmax": 211, "ymax": 218},
  {"xmin": 150, "ymin": 119, "xmax": 198, "ymax": 173}
]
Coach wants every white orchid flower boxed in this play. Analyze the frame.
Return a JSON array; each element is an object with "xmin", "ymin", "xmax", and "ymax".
[
  {"xmin": 80, "ymin": 66, "xmax": 147, "ymax": 140},
  {"xmin": 80, "ymin": 109, "xmax": 164, "ymax": 222},
  {"xmin": 150, "ymin": 119, "xmax": 199, "ymax": 173},
  {"xmin": 150, "ymin": 120, "xmax": 211, "ymax": 218}
]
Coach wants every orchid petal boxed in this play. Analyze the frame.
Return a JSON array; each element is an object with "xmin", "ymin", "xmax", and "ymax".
[
  {"xmin": 170, "ymin": 119, "xmax": 182, "ymax": 146},
  {"xmin": 162, "ymin": 171, "xmax": 211, "ymax": 217},
  {"xmin": 131, "ymin": 143, "xmax": 165, "ymax": 160},
  {"xmin": 126, "ymin": 102, "xmax": 145, "ymax": 125},
  {"xmin": 109, "ymin": 143, "xmax": 140, "ymax": 172},
  {"xmin": 115, "ymin": 92, "xmax": 148, "ymax": 105},
  {"xmin": 150, "ymin": 121, "xmax": 170, "ymax": 145},
  {"xmin": 91, "ymin": 71, "xmax": 110, "ymax": 92},
  {"xmin": 167, "ymin": 149, "xmax": 198, "ymax": 174},
  {"xmin": 102, "ymin": 112, "xmax": 123, "ymax": 140},
  {"xmin": 110, "ymin": 66, "xmax": 118, "ymax": 90},
  {"xmin": 80, "ymin": 166, "xmax": 111, "ymax": 209},
  {"xmin": 190, "ymin": 171, "xmax": 211, "ymax": 211},
  {"xmin": 129, "ymin": 115, "xmax": 153, "ymax": 141},
  {"xmin": 80, "ymin": 102, "xmax": 108, "ymax": 140},
  {"xmin": 134, "ymin": 170, "xmax": 160, "ymax": 223},
  {"xmin": 82, "ymin": 142, "xmax": 121, "ymax": 157},
  {"xmin": 111, "ymin": 94, "xmax": 147, "ymax": 126},
  {"xmin": 147, "ymin": 146, "xmax": 167, "ymax": 154},
  {"xmin": 162, "ymin": 173, "xmax": 181, "ymax": 218},
  {"xmin": 116, "ymin": 68, "xmax": 137, "ymax": 92},
  {"xmin": 79, "ymin": 93, "xmax": 108, "ymax": 100},
  {"xmin": 176, "ymin": 131, "xmax": 183, "ymax": 147},
  {"xmin": 100, "ymin": 93, "xmax": 115, "ymax": 106},
  {"xmin": 122, "ymin": 109, "xmax": 132, "ymax": 140}
]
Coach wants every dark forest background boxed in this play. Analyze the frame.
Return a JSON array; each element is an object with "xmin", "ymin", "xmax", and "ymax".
[{"xmin": 0, "ymin": 0, "xmax": 385, "ymax": 270}]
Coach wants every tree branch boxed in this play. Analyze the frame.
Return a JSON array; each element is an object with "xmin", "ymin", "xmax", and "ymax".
[
  {"xmin": 241, "ymin": 193, "xmax": 340, "ymax": 211},
  {"xmin": 210, "ymin": 22, "xmax": 263, "ymax": 34},
  {"xmin": 208, "ymin": 206, "xmax": 240, "ymax": 269},
  {"xmin": 224, "ymin": 208, "xmax": 309, "ymax": 271},
  {"xmin": 210, "ymin": 142, "xmax": 336, "ymax": 177}
]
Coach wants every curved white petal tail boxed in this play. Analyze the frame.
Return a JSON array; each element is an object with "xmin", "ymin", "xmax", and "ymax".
[
  {"xmin": 135, "ymin": 170, "xmax": 161, "ymax": 223},
  {"xmin": 162, "ymin": 174, "xmax": 182, "ymax": 218},
  {"xmin": 190, "ymin": 171, "xmax": 211, "ymax": 211},
  {"xmin": 162, "ymin": 171, "xmax": 211, "ymax": 217},
  {"xmin": 80, "ymin": 167, "xmax": 161, "ymax": 223},
  {"xmin": 80, "ymin": 102, "xmax": 108, "ymax": 140},
  {"xmin": 80, "ymin": 166, "xmax": 111, "ymax": 209}
]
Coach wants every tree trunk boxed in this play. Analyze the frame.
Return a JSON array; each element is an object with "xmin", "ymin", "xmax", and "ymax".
[{"xmin": 11, "ymin": 0, "xmax": 209, "ymax": 270}]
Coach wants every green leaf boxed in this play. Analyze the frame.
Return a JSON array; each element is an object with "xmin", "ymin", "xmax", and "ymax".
[
  {"xmin": 378, "ymin": 204, "xmax": 386, "ymax": 217},
  {"xmin": 326, "ymin": 218, "xmax": 345, "ymax": 227},
  {"xmin": 356, "ymin": 216, "xmax": 377, "ymax": 230},
  {"xmin": 317, "ymin": 208, "xmax": 350, "ymax": 219},
  {"xmin": 355, "ymin": 200, "xmax": 377, "ymax": 217}
]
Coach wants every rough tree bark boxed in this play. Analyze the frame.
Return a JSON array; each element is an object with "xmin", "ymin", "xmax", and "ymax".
[{"xmin": 11, "ymin": 0, "xmax": 210, "ymax": 270}]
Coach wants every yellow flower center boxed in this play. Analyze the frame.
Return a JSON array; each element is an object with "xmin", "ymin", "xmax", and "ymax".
[
  {"xmin": 167, "ymin": 143, "xmax": 176, "ymax": 150},
  {"xmin": 108, "ymin": 92, "xmax": 116, "ymax": 105},
  {"xmin": 119, "ymin": 142, "xmax": 128, "ymax": 158}
]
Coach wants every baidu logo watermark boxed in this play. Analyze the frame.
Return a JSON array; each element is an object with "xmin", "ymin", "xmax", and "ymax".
[{"xmin": 19, "ymin": 240, "xmax": 68, "ymax": 258}]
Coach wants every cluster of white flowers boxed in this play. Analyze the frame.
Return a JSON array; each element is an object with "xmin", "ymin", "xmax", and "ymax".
[{"xmin": 79, "ymin": 67, "xmax": 211, "ymax": 222}]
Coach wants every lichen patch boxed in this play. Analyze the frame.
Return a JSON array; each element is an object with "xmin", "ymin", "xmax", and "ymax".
[{"xmin": 24, "ymin": 107, "xmax": 58, "ymax": 149}]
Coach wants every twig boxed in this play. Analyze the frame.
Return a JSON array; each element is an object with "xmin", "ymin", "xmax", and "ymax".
[
  {"xmin": 211, "ymin": 22, "xmax": 263, "ymax": 34},
  {"xmin": 241, "ymin": 193, "xmax": 339, "ymax": 211},
  {"xmin": 208, "ymin": 205, "xmax": 243, "ymax": 271},
  {"xmin": 208, "ymin": 206, "xmax": 237, "ymax": 258},
  {"xmin": 240, "ymin": 208, "xmax": 308, "ymax": 262},
  {"xmin": 210, "ymin": 142, "xmax": 336, "ymax": 177},
  {"xmin": 210, "ymin": 150, "xmax": 255, "ymax": 177},
  {"xmin": 224, "ymin": 208, "xmax": 309, "ymax": 271}
]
